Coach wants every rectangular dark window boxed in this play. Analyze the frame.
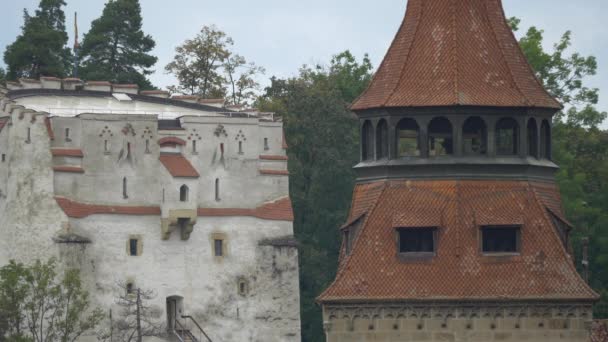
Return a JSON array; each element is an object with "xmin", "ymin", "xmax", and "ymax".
[
  {"xmin": 214, "ymin": 239, "xmax": 223, "ymax": 257},
  {"xmin": 398, "ymin": 228, "xmax": 436, "ymax": 254},
  {"xmin": 1, "ymin": 154, "xmax": 5, "ymax": 162},
  {"xmin": 129, "ymin": 239, "xmax": 138, "ymax": 256},
  {"xmin": 482, "ymin": 226, "xmax": 520, "ymax": 253}
]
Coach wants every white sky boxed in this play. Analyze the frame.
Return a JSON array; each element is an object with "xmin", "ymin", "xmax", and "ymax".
[{"xmin": 1, "ymin": 0, "xmax": 607, "ymax": 123}]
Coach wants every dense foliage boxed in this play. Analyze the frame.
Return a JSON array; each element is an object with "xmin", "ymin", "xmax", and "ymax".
[
  {"xmin": 166, "ymin": 25, "xmax": 264, "ymax": 105},
  {"xmin": 78, "ymin": 0, "xmax": 157, "ymax": 89},
  {"xmin": 257, "ymin": 51, "xmax": 373, "ymax": 341},
  {"xmin": 3, "ymin": 0, "xmax": 72, "ymax": 80},
  {"xmin": 0, "ymin": 259, "xmax": 103, "ymax": 342}
]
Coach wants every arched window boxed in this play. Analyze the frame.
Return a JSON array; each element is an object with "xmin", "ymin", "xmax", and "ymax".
[
  {"xmin": 215, "ymin": 178, "xmax": 220, "ymax": 201},
  {"xmin": 428, "ymin": 117, "xmax": 453, "ymax": 156},
  {"xmin": 376, "ymin": 119, "xmax": 388, "ymax": 159},
  {"xmin": 527, "ymin": 118, "xmax": 538, "ymax": 158},
  {"xmin": 540, "ymin": 120, "xmax": 551, "ymax": 160},
  {"xmin": 361, "ymin": 121, "xmax": 374, "ymax": 161},
  {"xmin": 396, "ymin": 118, "xmax": 420, "ymax": 157},
  {"xmin": 180, "ymin": 185, "xmax": 189, "ymax": 202},
  {"xmin": 123, "ymin": 177, "xmax": 128, "ymax": 199},
  {"xmin": 496, "ymin": 118, "xmax": 519, "ymax": 155},
  {"xmin": 463, "ymin": 117, "xmax": 487, "ymax": 155}
]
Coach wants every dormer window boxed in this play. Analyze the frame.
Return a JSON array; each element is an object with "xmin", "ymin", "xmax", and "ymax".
[
  {"xmin": 481, "ymin": 226, "xmax": 520, "ymax": 254},
  {"xmin": 397, "ymin": 227, "xmax": 437, "ymax": 258}
]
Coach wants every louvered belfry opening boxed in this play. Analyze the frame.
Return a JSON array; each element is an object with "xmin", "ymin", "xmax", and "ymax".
[{"xmin": 319, "ymin": 0, "xmax": 598, "ymax": 341}]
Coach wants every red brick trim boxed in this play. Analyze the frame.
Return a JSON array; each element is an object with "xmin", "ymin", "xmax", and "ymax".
[
  {"xmin": 198, "ymin": 197, "xmax": 294, "ymax": 221},
  {"xmin": 45, "ymin": 117, "xmax": 55, "ymax": 140},
  {"xmin": 140, "ymin": 90, "xmax": 169, "ymax": 95},
  {"xmin": 259, "ymin": 155, "xmax": 288, "ymax": 161},
  {"xmin": 53, "ymin": 166, "xmax": 84, "ymax": 173},
  {"xmin": 55, "ymin": 197, "xmax": 294, "ymax": 221},
  {"xmin": 158, "ymin": 137, "xmax": 186, "ymax": 146},
  {"xmin": 112, "ymin": 84, "xmax": 138, "ymax": 89},
  {"xmin": 51, "ymin": 148, "xmax": 84, "ymax": 157},
  {"xmin": 55, "ymin": 197, "xmax": 161, "ymax": 218},
  {"xmin": 260, "ymin": 169, "xmax": 289, "ymax": 176}
]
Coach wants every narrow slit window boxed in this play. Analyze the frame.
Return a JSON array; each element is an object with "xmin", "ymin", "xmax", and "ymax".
[
  {"xmin": 220, "ymin": 143, "xmax": 224, "ymax": 158},
  {"xmin": 179, "ymin": 185, "xmax": 189, "ymax": 202},
  {"xmin": 192, "ymin": 140, "xmax": 197, "ymax": 153},
  {"xmin": 1, "ymin": 154, "xmax": 5, "ymax": 162},
  {"xmin": 264, "ymin": 137, "xmax": 269, "ymax": 151},
  {"xmin": 123, "ymin": 177, "xmax": 128, "ymax": 199},
  {"xmin": 126, "ymin": 282, "xmax": 134, "ymax": 294},
  {"xmin": 214, "ymin": 239, "xmax": 223, "ymax": 257},
  {"xmin": 145, "ymin": 139, "xmax": 150, "ymax": 153},
  {"xmin": 65, "ymin": 128, "xmax": 71, "ymax": 142},
  {"xmin": 361, "ymin": 120, "xmax": 374, "ymax": 161},
  {"xmin": 238, "ymin": 141, "xmax": 243, "ymax": 154},
  {"xmin": 215, "ymin": 178, "xmax": 220, "ymax": 201},
  {"xmin": 104, "ymin": 140, "xmax": 109, "ymax": 153},
  {"xmin": 129, "ymin": 238, "xmax": 138, "ymax": 256},
  {"xmin": 481, "ymin": 226, "xmax": 520, "ymax": 254},
  {"xmin": 26, "ymin": 128, "xmax": 31, "ymax": 143},
  {"xmin": 376, "ymin": 119, "xmax": 388, "ymax": 159},
  {"xmin": 398, "ymin": 228, "xmax": 436, "ymax": 254}
]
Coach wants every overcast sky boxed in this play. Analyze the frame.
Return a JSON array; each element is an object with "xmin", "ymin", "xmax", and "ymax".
[{"xmin": 1, "ymin": 0, "xmax": 607, "ymax": 118}]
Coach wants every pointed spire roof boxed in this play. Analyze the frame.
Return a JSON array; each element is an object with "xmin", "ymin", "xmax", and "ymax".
[{"xmin": 352, "ymin": 0, "xmax": 562, "ymax": 111}]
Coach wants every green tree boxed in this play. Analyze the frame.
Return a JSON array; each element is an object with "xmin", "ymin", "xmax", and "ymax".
[
  {"xmin": 224, "ymin": 54, "xmax": 265, "ymax": 106},
  {"xmin": 257, "ymin": 50, "xmax": 373, "ymax": 341},
  {"xmin": 79, "ymin": 0, "xmax": 157, "ymax": 89},
  {"xmin": 0, "ymin": 68, "xmax": 6, "ymax": 86},
  {"xmin": 0, "ymin": 259, "xmax": 104, "ymax": 342},
  {"xmin": 510, "ymin": 17, "xmax": 608, "ymax": 316},
  {"xmin": 3, "ymin": 0, "xmax": 72, "ymax": 80},
  {"xmin": 166, "ymin": 25, "xmax": 233, "ymax": 98}
]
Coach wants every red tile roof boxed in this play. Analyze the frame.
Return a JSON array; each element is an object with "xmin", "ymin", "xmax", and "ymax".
[
  {"xmin": 55, "ymin": 196, "xmax": 293, "ymax": 221},
  {"xmin": 351, "ymin": 0, "xmax": 561, "ymax": 111},
  {"xmin": 198, "ymin": 197, "xmax": 294, "ymax": 222},
  {"xmin": 55, "ymin": 197, "xmax": 161, "ymax": 218},
  {"xmin": 140, "ymin": 90, "xmax": 169, "ymax": 95},
  {"xmin": 51, "ymin": 148, "xmax": 84, "ymax": 157},
  {"xmin": 158, "ymin": 136, "xmax": 186, "ymax": 146},
  {"xmin": 112, "ymin": 84, "xmax": 138, "ymax": 89},
  {"xmin": 53, "ymin": 166, "xmax": 84, "ymax": 173},
  {"xmin": 259, "ymin": 155, "xmax": 288, "ymax": 161},
  {"xmin": 159, "ymin": 153, "xmax": 199, "ymax": 178},
  {"xmin": 259, "ymin": 169, "xmax": 289, "ymax": 176},
  {"xmin": 318, "ymin": 180, "xmax": 598, "ymax": 303},
  {"xmin": 591, "ymin": 321, "xmax": 608, "ymax": 342}
]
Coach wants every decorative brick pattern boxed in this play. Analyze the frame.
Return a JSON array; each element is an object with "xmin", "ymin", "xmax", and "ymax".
[
  {"xmin": 351, "ymin": 0, "xmax": 561, "ymax": 111},
  {"xmin": 591, "ymin": 321, "xmax": 608, "ymax": 342}
]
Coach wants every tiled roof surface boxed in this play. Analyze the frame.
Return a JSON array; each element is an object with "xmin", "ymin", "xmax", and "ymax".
[
  {"xmin": 55, "ymin": 197, "xmax": 161, "ymax": 218},
  {"xmin": 198, "ymin": 197, "xmax": 294, "ymax": 222},
  {"xmin": 159, "ymin": 153, "xmax": 199, "ymax": 178},
  {"xmin": 591, "ymin": 321, "xmax": 608, "ymax": 342},
  {"xmin": 53, "ymin": 166, "xmax": 85, "ymax": 173},
  {"xmin": 260, "ymin": 169, "xmax": 289, "ymax": 176},
  {"xmin": 158, "ymin": 136, "xmax": 186, "ymax": 146},
  {"xmin": 55, "ymin": 196, "xmax": 293, "ymax": 221},
  {"xmin": 259, "ymin": 155, "xmax": 289, "ymax": 161},
  {"xmin": 51, "ymin": 148, "xmax": 84, "ymax": 157},
  {"xmin": 351, "ymin": 0, "xmax": 561, "ymax": 111},
  {"xmin": 319, "ymin": 180, "xmax": 598, "ymax": 302}
]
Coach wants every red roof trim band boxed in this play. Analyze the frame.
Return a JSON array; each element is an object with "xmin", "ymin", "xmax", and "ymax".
[
  {"xmin": 55, "ymin": 197, "xmax": 294, "ymax": 221},
  {"xmin": 51, "ymin": 148, "xmax": 84, "ymax": 157},
  {"xmin": 259, "ymin": 169, "xmax": 289, "ymax": 176},
  {"xmin": 53, "ymin": 166, "xmax": 85, "ymax": 173},
  {"xmin": 158, "ymin": 137, "xmax": 186, "ymax": 146}
]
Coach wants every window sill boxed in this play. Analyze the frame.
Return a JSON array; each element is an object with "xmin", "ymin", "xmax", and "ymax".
[
  {"xmin": 397, "ymin": 252, "xmax": 436, "ymax": 262},
  {"xmin": 482, "ymin": 252, "xmax": 520, "ymax": 257}
]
